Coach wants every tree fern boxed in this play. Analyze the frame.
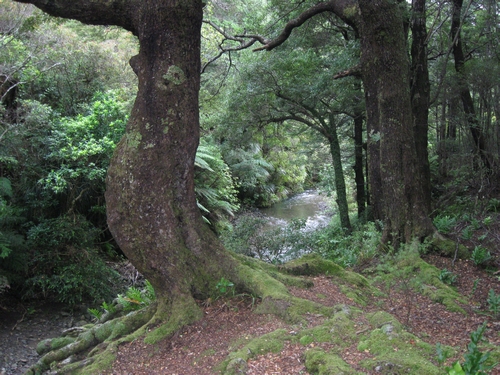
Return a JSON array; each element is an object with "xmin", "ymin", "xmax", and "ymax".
[{"xmin": 194, "ymin": 139, "xmax": 239, "ymax": 223}]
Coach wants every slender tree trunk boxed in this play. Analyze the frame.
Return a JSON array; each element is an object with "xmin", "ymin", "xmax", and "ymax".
[
  {"xmin": 352, "ymin": 80, "xmax": 366, "ymax": 218},
  {"xmin": 358, "ymin": 0, "xmax": 434, "ymax": 247},
  {"xmin": 104, "ymin": 1, "xmax": 240, "ymax": 316},
  {"xmin": 410, "ymin": 0, "xmax": 431, "ymax": 213},
  {"xmin": 353, "ymin": 107, "xmax": 366, "ymax": 218},
  {"xmin": 450, "ymin": 0, "xmax": 491, "ymax": 170},
  {"xmin": 327, "ymin": 114, "xmax": 352, "ymax": 233}
]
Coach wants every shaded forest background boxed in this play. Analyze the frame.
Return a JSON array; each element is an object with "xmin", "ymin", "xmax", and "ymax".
[{"xmin": 0, "ymin": 0, "xmax": 499, "ymax": 306}]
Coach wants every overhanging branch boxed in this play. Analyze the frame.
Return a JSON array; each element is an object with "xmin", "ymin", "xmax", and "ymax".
[
  {"xmin": 251, "ymin": 0, "xmax": 358, "ymax": 52},
  {"xmin": 333, "ymin": 65, "xmax": 362, "ymax": 79}
]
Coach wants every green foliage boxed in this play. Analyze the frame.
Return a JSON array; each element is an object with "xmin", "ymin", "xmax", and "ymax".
[
  {"xmin": 433, "ymin": 215, "xmax": 457, "ymax": 234},
  {"xmin": 445, "ymin": 322, "xmax": 497, "ymax": 375},
  {"xmin": 0, "ymin": 177, "xmax": 28, "ymax": 289},
  {"xmin": 25, "ymin": 21, "xmax": 137, "ymax": 117},
  {"xmin": 487, "ymin": 289, "xmax": 500, "ymax": 319},
  {"xmin": 436, "ymin": 343, "xmax": 453, "ymax": 367},
  {"xmin": 436, "ymin": 322, "xmax": 496, "ymax": 375},
  {"xmin": 39, "ymin": 90, "xmax": 128, "ymax": 197},
  {"xmin": 225, "ymin": 146, "xmax": 277, "ymax": 206},
  {"xmin": 215, "ymin": 277, "xmax": 235, "ymax": 297},
  {"xmin": 194, "ymin": 138, "xmax": 240, "ymax": 225},
  {"xmin": 87, "ymin": 307, "xmax": 103, "ymax": 321},
  {"xmin": 314, "ymin": 221, "xmax": 380, "ymax": 268},
  {"xmin": 486, "ymin": 199, "xmax": 500, "ymax": 213},
  {"xmin": 461, "ymin": 225, "xmax": 473, "ymax": 240},
  {"xmin": 438, "ymin": 268, "xmax": 457, "ymax": 285},
  {"xmin": 24, "ymin": 215, "xmax": 120, "ymax": 304},
  {"xmin": 444, "ymin": 322, "xmax": 496, "ymax": 375},
  {"xmin": 470, "ymin": 246, "xmax": 492, "ymax": 267},
  {"xmin": 116, "ymin": 280, "xmax": 156, "ymax": 311}
]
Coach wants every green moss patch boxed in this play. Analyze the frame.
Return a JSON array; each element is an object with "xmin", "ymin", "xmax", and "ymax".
[
  {"xmin": 305, "ymin": 348, "xmax": 360, "ymax": 374},
  {"xmin": 357, "ymin": 317, "xmax": 439, "ymax": 374}
]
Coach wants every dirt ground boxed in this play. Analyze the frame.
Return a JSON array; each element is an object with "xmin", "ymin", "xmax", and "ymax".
[
  {"xmin": 0, "ymin": 300, "xmax": 89, "ymax": 375},
  {"xmin": 102, "ymin": 255, "xmax": 500, "ymax": 375},
  {"xmin": 1, "ymin": 253, "xmax": 499, "ymax": 374}
]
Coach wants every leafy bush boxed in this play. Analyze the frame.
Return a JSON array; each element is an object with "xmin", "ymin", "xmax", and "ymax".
[
  {"xmin": 224, "ymin": 146, "xmax": 277, "ymax": 207},
  {"xmin": 116, "ymin": 280, "xmax": 156, "ymax": 311},
  {"xmin": 24, "ymin": 215, "xmax": 121, "ymax": 304},
  {"xmin": 438, "ymin": 268, "xmax": 457, "ymax": 285},
  {"xmin": 194, "ymin": 138, "xmax": 240, "ymax": 226},
  {"xmin": 445, "ymin": 322, "xmax": 497, "ymax": 375},
  {"xmin": 461, "ymin": 226, "xmax": 474, "ymax": 240},
  {"xmin": 0, "ymin": 177, "xmax": 29, "ymax": 291},
  {"xmin": 470, "ymin": 246, "xmax": 492, "ymax": 266},
  {"xmin": 487, "ymin": 289, "xmax": 500, "ymax": 319},
  {"xmin": 38, "ymin": 90, "xmax": 128, "ymax": 202},
  {"xmin": 313, "ymin": 221, "xmax": 380, "ymax": 268},
  {"xmin": 433, "ymin": 215, "xmax": 457, "ymax": 234}
]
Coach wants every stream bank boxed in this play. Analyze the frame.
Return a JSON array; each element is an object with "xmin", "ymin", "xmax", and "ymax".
[{"xmin": 0, "ymin": 297, "xmax": 91, "ymax": 375}]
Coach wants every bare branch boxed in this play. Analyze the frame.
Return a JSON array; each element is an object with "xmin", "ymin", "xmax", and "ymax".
[
  {"xmin": 252, "ymin": 0, "xmax": 358, "ymax": 52},
  {"xmin": 201, "ymin": 20, "xmax": 262, "ymax": 73},
  {"xmin": 333, "ymin": 65, "xmax": 362, "ymax": 79}
]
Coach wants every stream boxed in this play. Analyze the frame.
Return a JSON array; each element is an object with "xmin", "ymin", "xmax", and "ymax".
[
  {"xmin": 259, "ymin": 190, "xmax": 332, "ymax": 231},
  {"xmin": 237, "ymin": 190, "xmax": 333, "ymax": 263}
]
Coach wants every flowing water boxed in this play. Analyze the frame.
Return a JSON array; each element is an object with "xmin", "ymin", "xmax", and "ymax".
[{"xmin": 259, "ymin": 190, "xmax": 332, "ymax": 231}]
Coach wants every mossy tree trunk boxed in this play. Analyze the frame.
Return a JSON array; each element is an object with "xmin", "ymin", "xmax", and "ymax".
[
  {"xmin": 12, "ymin": 0, "xmax": 252, "ymax": 330},
  {"xmin": 357, "ymin": 0, "xmax": 435, "ymax": 246},
  {"xmin": 327, "ymin": 113, "xmax": 352, "ymax": 233}
]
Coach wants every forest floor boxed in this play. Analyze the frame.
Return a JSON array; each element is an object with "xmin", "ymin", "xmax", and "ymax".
[
  {"xmin": 104, "ymin": 253, "xmax": 500, "ymax": 375},
  {"xmin": 1, "ymin": 228, "xmax": 500, "ymax": 374},
  {"xmin": 0, "ymin": 209, "xmax": 500, "ymax": 375}
]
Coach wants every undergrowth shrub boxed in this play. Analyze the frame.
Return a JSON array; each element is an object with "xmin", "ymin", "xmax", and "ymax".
[
  {"xmin": 471, "ymin": 246, "xmax": 492, "ymax": 267},
  {"xmin": 313, "ymin": 220, "xmax": 380, "ymax": 268},
  {"xmin": 439, "ymin": 268, "xmax": 457, "ymax": 285},
  {"xmin": 433, "ymin": 214, "xmax": 457, "ymax": 234},
  {"xmin": 441, "ymin": 322, "xmax": 497, "ymax": 375},
  {"xmin": 221, "ymin": 216, "xmax": 314, "ymax": 263},
  {"xmin": 24, "ymin": 215, "xmax": 121, "ymax": 305},
  {"xmin": 0, "ymin": 177, "xmax": 29, "ymax": 292}
]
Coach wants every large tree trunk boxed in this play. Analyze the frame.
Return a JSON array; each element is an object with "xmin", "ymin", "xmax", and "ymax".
[
  {"xmin": 13, "ymin": 0, "xmax": 244, "ymax": 329},
  {"xmin": 358, "ymin": 0, "xmax": 434, "ymax": 247},
  {"xmin": 104, "ymin": 0, "xmax": 235, "ymax": 318}
]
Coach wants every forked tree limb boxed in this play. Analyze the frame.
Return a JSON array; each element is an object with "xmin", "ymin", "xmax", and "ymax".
[{"xmin": 252, "ymin": 0, "xmax": 358, "ymax": 51}]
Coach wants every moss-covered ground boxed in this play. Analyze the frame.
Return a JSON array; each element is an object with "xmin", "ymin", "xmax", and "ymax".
[{"xmin": 20, "ymin": 251, "xmax": 500, "ymax": 374}]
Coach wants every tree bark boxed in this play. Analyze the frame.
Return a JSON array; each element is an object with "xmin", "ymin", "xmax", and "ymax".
[
  {"xmin": 327, "ymin": 114, "xmax": 352, "ymax": 233},
  {"xmin": 450, "ymin": 0, "xmax": 491, "ymax": 170},
  {"xmin": 410, "ymin": 0, "xmax": 432, "ymax": 213},
  {"xmin": 352, "ymin": 102, "xmax": 366, "ymax": 218},
  {"xmin": 358, "ymin": 0, "xmax": 434, "ymax": 246},
  {"xmin": 14, "ymin": 0, "xmax": 242, "ymax": 322}
]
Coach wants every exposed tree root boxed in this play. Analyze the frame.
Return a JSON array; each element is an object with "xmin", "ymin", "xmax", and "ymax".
[
  {"xmin": 24, "ymin": 254, "xmax": 371, "ymax": 374},
  {"xmin": 25, "ymin": 304, "xmax": 155, "ymax": 374}
]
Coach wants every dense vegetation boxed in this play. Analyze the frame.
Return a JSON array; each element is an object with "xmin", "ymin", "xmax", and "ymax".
[{"xmin": 0, "ymin": 0, "xmax": 498, "ymax": 312}]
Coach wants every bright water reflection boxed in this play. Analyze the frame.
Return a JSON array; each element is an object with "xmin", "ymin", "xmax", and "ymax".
[{"xmin": 259, "ymin": 190, "xmax": 332, "ymax": 231}]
